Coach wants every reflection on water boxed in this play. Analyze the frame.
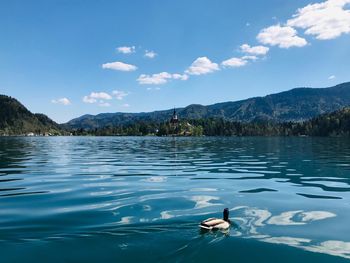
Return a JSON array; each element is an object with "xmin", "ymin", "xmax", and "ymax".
[
  {"xmin": 0, "ymin": 137, "xmax": 350, "ymax": 262},
  {"xmin": 229, "ymin": 206, "xmax": 350, "ymax": 259}
]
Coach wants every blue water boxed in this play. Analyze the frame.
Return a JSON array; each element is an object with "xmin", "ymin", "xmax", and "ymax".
[{"xmin": 1, "ymin": 136, "xmax": 350, "ymax": 262}]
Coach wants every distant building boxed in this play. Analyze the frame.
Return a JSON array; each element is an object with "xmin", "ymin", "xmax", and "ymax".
[
  {"xmin": 170, "ymin": 108, "xmax": 179, "ymax": 133},
  {"xmin": 170, "ymin": 108, "xmax": 179, "ymax": 125}
]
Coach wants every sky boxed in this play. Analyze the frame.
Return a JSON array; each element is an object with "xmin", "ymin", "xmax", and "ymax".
[{"xmin": 0, "ymin": 0, "xmax": 350, "ymax": 123}]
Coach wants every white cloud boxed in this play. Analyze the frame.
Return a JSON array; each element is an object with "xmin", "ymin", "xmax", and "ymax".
[
  {"xmin": 144, "ymin": 50, "xmax": 157, "ymax": 58},
  {"xmin": 257, "ymin": 24, "xmax": 308, "ymax": 48},
  {"xmin": 137, "ymin": 72, "xmax": 188, "ymax": 85},
  {"xmin": 102, "ymin": 61, "xmax": 137, "ymax": 72},
  {"xmin": 116, "ymin": 46, "xmax": 135, "ymax": 54},
  {"xmin": 185, "ymin": 57, "xmax": 220, "ymax": 75},
  {"xmin": 287, "ymin": 0, "xmax": 350, "ymax": 40},
  {"xmin": 83, "ymin": 92, "xmax": 112, "ymax": 104},
  {"xmin": 51, "ymin": 97, "xmax": 71, "ymax": 105},
  {"xmin": 242, "ymin": 55, "xmax": 258, "ymax": 60},
  {"xmin": 112, "ymin": 90, "xmax": 128, "ymax": 100},
  {"xmin": 90, "ymin": 92, "xmax": 112, "ymax": 100},
  {"xmin": 82, "ymin": 96, "xmax": 96, "ymax": 104},
  {"xmin": 172, "ymin": 73, "xmax": 189, "ymax": 80},
  {"xmin": 328, "ymin": 75, "xmax": 336, "ymax": 80},
  {"xmin": 221, "ymin": 57, "xmax": 248, "ymax": 68},
  {"xmin": 122, "ymin": 103, "xmax": 130, "ymax": 107},
  {"xmin": 240, "ymin": 44, "xmax": 269, "ymax": 55},
  {"xmin": 83, "ymin": 91, "xmax": 129, "ymax": 106},
  {"xmin": 137, "ymin": 72, "xmax": 172, "ymax": 85}
]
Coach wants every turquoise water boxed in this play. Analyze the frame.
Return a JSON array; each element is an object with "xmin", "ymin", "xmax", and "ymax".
[{"xmin": 1, "ymin": 136, "xmax": 350, "ymax": 262}]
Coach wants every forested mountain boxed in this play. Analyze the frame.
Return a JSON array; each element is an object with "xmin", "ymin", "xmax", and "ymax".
[
  {"xmin": 65, "ymin": 82, "xmax": 350, "ymax": 129},
  {"xmin": 71, "ymin": 107, "xmax": 350, "ymax": 137},
  {"xmin": 2, "ymin": 82, "xmax": 350, "ymax": 136},
  {"xmin": 0, "ymin": 95, "xmax": 63, "ymax": 135},
  {"xmin": 301, "ymin": 107, "xmax": 350, "ymax": 136}
]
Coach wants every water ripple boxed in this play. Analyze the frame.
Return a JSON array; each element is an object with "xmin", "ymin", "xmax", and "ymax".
[{"xmin": 1, "ymin": 137, "xmax": 350, "ymax": 261}]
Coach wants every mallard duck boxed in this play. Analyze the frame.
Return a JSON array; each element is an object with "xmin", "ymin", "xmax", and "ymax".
[{"xmin": 200, "ymin": 208, "xmax": 231, "ymax": 230}]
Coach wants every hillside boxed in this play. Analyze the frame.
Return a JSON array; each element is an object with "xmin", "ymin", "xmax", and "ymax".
[
  {"xmin": 65, "ymin": 82, "xmax": 350, "ymax": 129},
  {"xmin": 0, "ymin": 95, "xmax": 63, "ymax": 135},
  {"xmin": 70, "ymin": 107, "xmax": 350, "ymax": 137},
  {"xmin": 302, "ymin": 107, "xmax": 350, "ymax": 136}
]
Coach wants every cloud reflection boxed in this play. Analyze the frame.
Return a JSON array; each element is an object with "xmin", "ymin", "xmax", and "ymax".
[
  {"xmin": 160, "ymin": 211, "xmax": 174, "ymax": 219},
  {"xmin": 307, "ymin": 240, "xmax": 350, "ymax": 259},
  {"xmin": 262, "ymin": 236, "xmax": 311, "ymax": 246},
  {"xmin": 231, "ymin": 206, "xmax": 350, "ymax": 259},
  {"xmin": 118, "ymin": 216, "xmax": 134, "ymax": 224},
  {"xmin": 190, "ymin": 195, "xmax": 221, "ymax": 209},
  {"xmin": 268, "ymin": 210, "xmax": 305, "ymax": 225},
  {"xmin": 300, "ymin": 211, "xmax": 336, "ymax": 222},
  {"xmin": 143, "ymin": 176, "xmax": 167, "ymax": 183}
]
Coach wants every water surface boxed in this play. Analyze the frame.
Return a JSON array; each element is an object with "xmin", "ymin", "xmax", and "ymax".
[{"xmin": 1, "ymin": 137, "xmax": 350, "ymax": 262}]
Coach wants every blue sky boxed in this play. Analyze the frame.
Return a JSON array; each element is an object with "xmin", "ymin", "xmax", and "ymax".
[{"xmin": 0, "ymin": 0, "xmax": 350, "ymax": 123}]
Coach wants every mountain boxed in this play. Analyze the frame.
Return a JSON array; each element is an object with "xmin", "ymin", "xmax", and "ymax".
[
  {"xmin": 65, "ymin": 82, "xmax": 350, "ymax": 130},
  {"xmin": 0, "ymin": 95, "xmax": 63, "ymax": 135}
]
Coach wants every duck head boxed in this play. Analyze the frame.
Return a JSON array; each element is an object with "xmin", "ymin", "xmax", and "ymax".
[{"xmin": 223, "ymin": 208, "xmax": 229, "ymax": 222}]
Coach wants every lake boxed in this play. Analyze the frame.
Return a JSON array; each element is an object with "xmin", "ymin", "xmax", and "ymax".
[{"xmin": 1, "ymin": 136, "xmax": 350, "ymax": 262}]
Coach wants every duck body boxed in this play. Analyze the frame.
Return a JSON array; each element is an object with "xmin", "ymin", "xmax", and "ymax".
[
  {"xmin": 200, "ymin": 217, "xmax": 230, "ymax": 230},
  {"xmin": 200, "ymin": 208, "xmax": 231, "ymax": 230}
]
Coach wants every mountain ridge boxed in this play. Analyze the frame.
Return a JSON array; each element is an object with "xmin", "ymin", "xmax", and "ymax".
[{"xmin": 65, "ymin": 82, "xmax": 350, "ymax": 130}]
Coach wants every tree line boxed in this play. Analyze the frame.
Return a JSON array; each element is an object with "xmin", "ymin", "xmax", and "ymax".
[{"xmin": 70, "ymin": 107, "xmax": 350, "ymax": 137}]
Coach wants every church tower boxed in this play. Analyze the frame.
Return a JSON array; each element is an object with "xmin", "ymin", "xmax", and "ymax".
[{"xmin": 170, "ymin": 108, "xmax": 179, "ymax": 132}]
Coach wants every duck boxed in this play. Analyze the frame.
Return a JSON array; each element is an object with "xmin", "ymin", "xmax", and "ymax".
[{"xmin": 200, "ymin": 208, "xmax": 231, "ymax": 230}]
